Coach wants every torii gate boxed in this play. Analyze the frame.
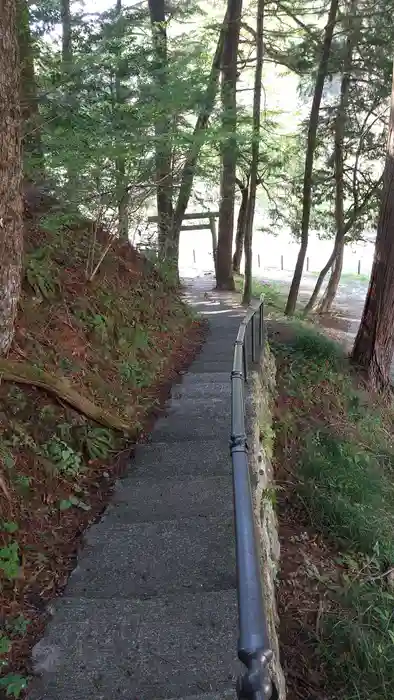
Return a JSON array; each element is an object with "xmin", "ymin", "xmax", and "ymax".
[{"xmin": 147, "ymin": 211, "xmax": 219, "ymax": 275}]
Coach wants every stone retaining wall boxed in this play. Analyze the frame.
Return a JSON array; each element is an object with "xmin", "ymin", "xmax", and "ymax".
[{"xmin": 249, "ymin": 343, "xmax": 286, "ymax": 699}]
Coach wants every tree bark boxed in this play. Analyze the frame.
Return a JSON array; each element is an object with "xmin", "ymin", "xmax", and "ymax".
[
  {"xmin": 61, "ymin": 0, "xmax": 72, "ymax": 69},
  {"xmin": 114, "ymin": 0, "xmax": 129, "ymax": 240},
  {"xmin": 216, "ymin": 0, "xmax": 243, "ymax": 291},
  {"xmin": 242, "ymin": 0, "xmax": 264, "ymax": 305},
  {"xmin": 170, "ymin": 15, "xmax": 227, "ymax": 265},
  {"xmin": 16, "ymin": 0, "xmax": 44, "ymax": 181},
  {"xmin": 304, "ymin": 180, "xmax": 381, "ymax": 313},
  {"xmin": 148, "ymin": 0, "xmax": 174, "ymax": 259},
  {"xmin": 318, "ymin": 242, "xmax": 344, "ymax": 313},
  {"xmin": 232, "ymin": 178, "xmax": 249, "ymax": 273},
  {"xmin": 285, "ymin": 0, "xmax": 339, "ymax": 315},
  {"xmin": 351, "ymin": 61, "xmax": 394, "ymax": 392},
  {"xmin": 0, "ymin": 0, "xmax": 24, "ymax": 355},
  {"xmin": 304, "ymin": 0, "xmax": 358, "ymax": 315}
]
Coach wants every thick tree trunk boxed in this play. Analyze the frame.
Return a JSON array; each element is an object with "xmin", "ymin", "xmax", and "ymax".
[
  {"xmin": 148, "ymin": 0, "xmax": 174, "ymax": 259},
  {"xmin": 242, "ymin": 0, "xmax": 264, "ymax": 306},
  {"xmin": 318, "ymin": 243, "xmax": 344, "ymax": 313},
  {"xmin": 171, "ymin": 15, "xmax": 227, "ymax": 255},
  {"xmin": 285, "ymin": 0, "xmax": 339, "ymax": 315},
  {"xmin": 0, "ymin": 0, "xmax": 24, "ymax": 355},
  {"xmin": 351, "ymin": 62, "xmax": 394, "ymax": 391},
  {"xmin": 232, "ymin": 179, "xmax": 249, "ymax": 273},
  {"xmin": 16, "ymin": 0, "xmax": 44, "ymax": 180},
  {"xmin": 216, "ymin": 0, "xmax": 243, "ymax": 291}
]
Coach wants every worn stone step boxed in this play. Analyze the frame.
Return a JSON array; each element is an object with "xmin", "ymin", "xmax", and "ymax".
[
  {"xmin": 150, "ymin": 413, "xmax": 229, "ymax": 442},
  {"xmin": 176, "ymin": 372, "xmax": 230, "ymax": 386},
  {"xmin": 66, "ymin": 516, "xmax": 235, "ymax": 598},
  {"xmin": 160, "ymin": 400, "xmax": 231, "ymax": 425},
  {"xmin": 109, "ymin": 475, "xmax": 233, "ymax": 522},
  {"xmin": 169, "ymin": 693, "xmax": 235, "ymax": 700},
  {"xmin": 171, "ymin": 381, "xmax": 231, "ymax": 400},
  {"xmin": 30, "ymin": 591, "xmax": 241, "ymax": 700},
  {"xmin": 128, "ymin": 440, "xmax": 232, "ymax": 481},
  {"xmin": 190, "ymin": 360, "xmax": 234, "ymax": 374}
]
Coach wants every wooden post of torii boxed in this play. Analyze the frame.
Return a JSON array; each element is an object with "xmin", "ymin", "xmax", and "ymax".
[{"xmin": 147, "ymin": 211, "xmax": 219, "ymax": 277}]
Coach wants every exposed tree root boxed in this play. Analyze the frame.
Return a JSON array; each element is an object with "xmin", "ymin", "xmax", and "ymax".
[{"xmin": 0, "ymin": 359, "xmax": 132, "ymax": 434}]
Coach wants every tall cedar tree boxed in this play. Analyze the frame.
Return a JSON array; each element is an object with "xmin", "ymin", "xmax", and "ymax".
[
  {"xmin": 148, "ymin": 0, "xmax": 174, "ymax": 259},
  {"xmin": 351, "ymin": 62, "xmax": 394, "ymax": 391},
  {"xmin": 242, "ymin": 0, "xmax": 264, "ymax": 305},
  {"xmin": 17, "ymin": 0, "xmax": 44, "ymax": 180},
  {"xmin": 304, "ymin": 0, "xmax": 358, "ymax": 314},
  {"xmin": 285, "ymin": 0, "xmax": 339, "ymax": 315},
  {"xmin": 216, "ymin": 0, "xmax": 243, "ymax": 290},
  {"xmin": 0, "ymin": 0, "xmax": 24, "ymax": 354},
  {"xmin": 115, "ymin": 0, "xmax": 129, "ymax": 239}
]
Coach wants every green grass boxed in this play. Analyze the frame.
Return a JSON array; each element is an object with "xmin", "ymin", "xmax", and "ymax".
[
  {"xmin": 234, "ymin": 275, "xmax": 286, "ymax": 310},
  {"xmin": 340, "ymin": 271, "xmax": 370, "ymax": 283},
  {"xmin": 272, "ymin": 322, "xmax": 394, "ymax": 700}
]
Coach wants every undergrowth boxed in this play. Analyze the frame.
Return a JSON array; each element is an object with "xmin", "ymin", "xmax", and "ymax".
[
  {"xmin": 271, "ymin": 321, "xmax": 394, "ymax": 700},
  {"xmin": 0, "ymin": 211, "xmax": 202, "ymax": 694}
]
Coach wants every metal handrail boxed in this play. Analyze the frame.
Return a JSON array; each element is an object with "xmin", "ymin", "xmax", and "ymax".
[{"xmin": 230, "ymin": 297, "xmax": 277, "ymax": 700}]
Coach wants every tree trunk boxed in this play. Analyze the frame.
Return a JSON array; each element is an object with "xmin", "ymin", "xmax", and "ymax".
[
  {"xmin": 304, "ymin": 0, "xmax": 357, "ymax": 316},
  {"xmin": 61, "ymin": 0, "xmax": 72, "ymax": 69},
  {"xmin": 303, "ymin": 251, "xmax": 335, "ymax": 314},
  {"xmin": 318, "ymin": 243, "xmax": 344, "ymax": 313},
  {"xmin": 232, "ymin": 179, "xmax": 249, "ymax": 273},
  {"xmin": 171, "ymin": 15, "xmax": 227, "ymax": 255},
  {"xmin": 351, "ymin": 61, "xmax": 394, "ymax": 392},
  {"xmin": 242, "ymin": 0, "xmax": 264, "ymax": 306},
  {"xmin": 114, "ymin": 0, "xmax": 129, "ymax": 240},
  {"xmin": 285, "ymin": 0, "xmax": 339, "ymax": 316},
  {"xmin": 16, "ymin": 0, "xmax": 44, "ymax": 181},
  {"xmin": 0, "ymin": 0, "xmax": 24, "ymax": 355},
  {"xmin": 148, "ymin": 0, "xmax": 174, "ymax": 259},
  {"xmin": 216, "ymin": 0, "xmax": 243, "ymax": 291}
]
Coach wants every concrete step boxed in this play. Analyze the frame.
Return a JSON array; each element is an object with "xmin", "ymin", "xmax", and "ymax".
[
  {"xmin": 161, "ymin": 399, "xmax": 231, "ymax": 424},
  {"xmin": 30, "ymin": 591, "xmax": 241, "ymax": 700},
  {"xmin": 171, "ymin": 381, "xmax": 231, "ymax": 400},
  {"xmin": 128, "ymin": 440, "xmax": 232, "ymax": 481},
  {"xmin": 176, "ymin": 372, "xmax": 230, "ymax": 386},
  {"xmin": 190, "ymin": 360, "xmax": 234, "ymax": 374},
  {"xmin": 169, "ymin": 693, "xmax": 235, "ymax": 700},
  {"xmin": 66, "ymin": 516, "xmax": 235, "ymax": 598},
  {"xmin": 110, "ymin": 475, "xmax": 233, "ymax": 522},
  {"xmin": 150, "ymin": 413, "xmax": 229, "ymax": 442}
]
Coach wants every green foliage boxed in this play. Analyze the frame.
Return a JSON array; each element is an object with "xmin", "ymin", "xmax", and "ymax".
[
  {"xmin": 43, "ymin": 437, "xmax": 83, "ymax": 477},
  {"xmin": 273, "ymin": 321, "xmax": 394, "ymax": 698},
  {"xmin": 0, "ymin": 674, "xmax": 28, "ymax": 698},
  {"xmin": 119, "ymin": 360, "xmax": 152, "ymax": 388},
  {"xmin": 78, "ymin": 426, "xmax": 114, "ymax": 461},
  {"xmin": 300, "ymin": 431, "xmax": 394, "ymax": 560},
  {"xmin": 319, "ymin": 580, "xmax": 394, "ymax": 700},
  {"xmin": 0, "ymin": 542, "xmax": 20, "ymax": 581},
  {"xmin": 59, "ymin": 495, "xmax": 90, "ymax": 512},
  {"xmin": 25, "ymin": 248, "xmax": 59, "ymax": 301},
  {"xmin": 234, "ymin": 275, "xmax": 286, "ymax": 310}
]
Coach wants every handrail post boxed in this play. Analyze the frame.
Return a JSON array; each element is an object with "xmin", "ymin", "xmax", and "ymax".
[
  {"xmin": 259, "ymin": 300, "xmax": 264, "ymax": 347},
  {"xmin": 243, "ymin": 335, "xmax": 248, "ymax": 382},
  {"xmin": 251, "ymin": 315, "xmax": 256, "ymax": 362}
]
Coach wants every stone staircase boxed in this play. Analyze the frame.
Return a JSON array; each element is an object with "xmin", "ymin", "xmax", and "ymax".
[{"xmin": 29, "ymin": 278, "xmax": 245, "ymax": 700}]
